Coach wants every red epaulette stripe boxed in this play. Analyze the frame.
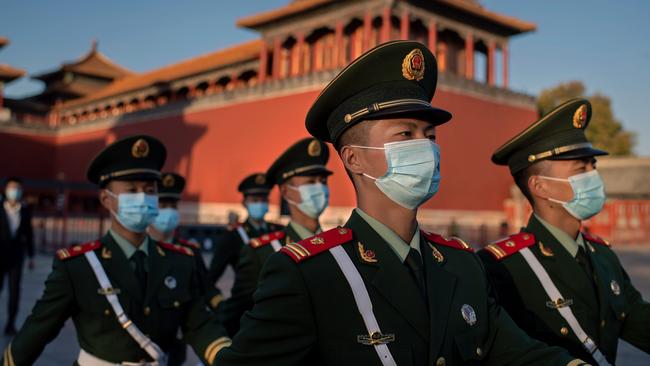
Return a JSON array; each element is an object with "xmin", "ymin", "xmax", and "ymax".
[
  {"xmin": 280, "ymin": 227, "xmax": 353, "ymax": 263},
  {"xmin": 483, "ymin": 232, "xmax": 536, "ymax": 261},
  {"xmin": 56, "ymin": 240, "xmax": 101, "ymax": 260},
  {"xmin": 178, "ymin": 238, "xmax": 201, "ymax": 250},
  {"xmin": 421, "ymin": 231, "xmax": 474, "ymax": 252},
  {"xmin": 582, "ymin": 232, "xmax": 610, "ymax": 247},
  {"xmin": 250, "ymin": 230, "xmax": 286, "ymax": 248},
  {"xmin": 159, "ymin": 241, "xmax": 195, "ymax": 256}
]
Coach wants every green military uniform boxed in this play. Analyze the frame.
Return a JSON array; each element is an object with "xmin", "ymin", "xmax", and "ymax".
[
  {"xmin": 215, "ymin": 41, "xmax": 586, "ymax": 365},
  {"xmin": 207, "ymin": 173, "xmax": 283, "ymax": 302},
  {"xmin": 478, "ymin": 99, "xmax": 650, "ymax": 364},
  {"xmin": 157, "ymin": 172, "xmax": 215, "ymax": 366},
  {"xmin": 217, "ymin": 138, "xmax": 331, "ymax": 336},
  {"xmin": 1, "ymin": 135, "xmax": 230, "ymax": 366}
]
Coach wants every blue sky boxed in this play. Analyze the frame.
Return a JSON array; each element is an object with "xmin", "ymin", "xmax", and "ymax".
[{"xmin": 2, "ymin": 0, "xmax": 648, "ymax": 154}]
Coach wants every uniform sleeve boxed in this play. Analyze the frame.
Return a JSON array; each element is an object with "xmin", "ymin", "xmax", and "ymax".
[
  {"xmin": 207, "ymin": 231, "xmax": 242, "ymax": 289},
  {"xmin": 618, "ymin": 263, "xmax": 650, "ymax": 353},
  {"xmin": 181, "ymin": 256, "xmax": 231, "ymax": 366},
  {"xmin": 2, "ymin": 257, "xmax": 76, "ymax": 365},
  {"xmin": 214, "ymin": 252, "xmax": 317, "ymax": 366},
  {"xmin": 474, "ymin": 255, "xmax": 584, "ymax": 366},
  {"xmin": 216, "ymin": 245, "xmax": 262, "ymax": 337}
]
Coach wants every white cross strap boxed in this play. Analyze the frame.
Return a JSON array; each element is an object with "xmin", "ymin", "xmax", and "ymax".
[
  {"xmin": 84, "ymin": 251, "xmax": 167, "ymax": 365},
  {"xmin": 329, "ymin": 246, "xmax": 397, "ymax": 366},
  {"xmin": 270, "ymin": 239, "xmax": 282, "ymax": 252},
  {"xmin": 236, "ymin": 226, "xmax": 251, "ymax": 245},
  {"xmin": 519, "ymin": 247, "xmax": 611, "ymax": 366}
]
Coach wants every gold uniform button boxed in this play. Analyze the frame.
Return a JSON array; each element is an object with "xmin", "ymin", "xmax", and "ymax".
[
  {"xmin": 600, "ymin": 320, "xmax": 606, "ymax": 328},
  {"xmin": 173, "ymin": 301, "xmax": 180, "ymax": 308},
  {"xmin": 144, "ymin": 307, "xmax": 151, "ymax": 316},
  {"xmin": 476, "ymin": 347, "xmax": 482, "ymax": 356},
  {"xmin": 435, "ymin": 356, "xmax": 446, "ymax": 366},
  {"xmin": 561, "ymin": 327, "xmax": 569, "ymax": 336},
  {"xmin": 104, "ymin": 309, "xmax": 110, "ymax": 316},
  {"xmin": 620, "ymin": 312, "xmax": 626, "ymax": 320}
]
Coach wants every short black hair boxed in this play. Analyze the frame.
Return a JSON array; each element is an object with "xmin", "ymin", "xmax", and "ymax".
[{"xmin": 5, "ymin": 176, "xmax": 23, "ymax": 185}]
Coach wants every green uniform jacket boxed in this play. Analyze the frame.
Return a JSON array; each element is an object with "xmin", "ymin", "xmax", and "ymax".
[
  {"xmin": 478, "ymin": 215, "xmax": 650, "ymax": 364},
  {"xmin": 207, "ymin": 219, "xmax": 283, "ymax": 294},
  {"xmin": 2, "ymin": 233, "xmax": 229, "ymax": 366},
  {"xmin": 217, "ymin": 225, "xmax": 302, "ymax": 336},
  {"xmin": 215, "ymin": 211, "xmax": 582, "ymax": 366}
]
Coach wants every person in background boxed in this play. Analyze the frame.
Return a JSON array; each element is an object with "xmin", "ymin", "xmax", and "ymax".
[
  {"xmin": 207, "ymin": 173, "xmax": 282, "ymax": 310},
  {"xmin": 0, "ymin": 176, "xmax": 34, "ymax": 336},
  {"xmin": 217, "ymin": 137, "xmax": 332, "ymax": 336}
]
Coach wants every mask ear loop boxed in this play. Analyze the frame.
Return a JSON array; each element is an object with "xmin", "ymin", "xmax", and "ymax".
[
  {"xmin": 535, "ymin": 176, "xmax": 574, "ymax": 205},
  {"xmin": 345, "ymin": 145, "xmax": 384, "ymax": 181}
]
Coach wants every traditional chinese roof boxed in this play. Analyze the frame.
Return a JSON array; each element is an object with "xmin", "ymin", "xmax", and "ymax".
[
  {"xmin": 597, "ymin": 157, "xmax": 650, "ymax": 199},
  {"xmin": 0, "ymin": 64, "xmax": 26, "ymax": 83},
  {"xmin": 33, "ymin": 42, "xmax": 133, "ymax": 82},
  {"xmin": 63, "ymin": 39, "xmax": 262, "ymax": 108},
  {"xmin": 237, "ymin": 0, "xmax": 536, "ymax": 34}
]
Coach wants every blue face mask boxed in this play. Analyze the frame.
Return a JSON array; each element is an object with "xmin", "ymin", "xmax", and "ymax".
[
  {"xmin": 107, "ymin": 191, "xmax": 159, "ymax": 233},
  {"xmin": 246, "ymin": 202, "xmax": 269, "ymax": 220},
  {"xmin": 350, "ymin": 139, "xmax": 441, "ymax": 210},
  {"xmin": 286, "ymin": 183, "xmax": 329, "ymax": 219},
  {"xmin": 539, "ymin": 170, "xmax": 606, "ymax": 220},
  {"xmin": 5, "ymin": 188, "xmax": 22, "ymax": 202},
  {"xmin": 152, "ymin": 208, "xmax": 180, "ymax": 234}
]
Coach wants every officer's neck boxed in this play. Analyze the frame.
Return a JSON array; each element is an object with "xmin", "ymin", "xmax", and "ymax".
[
  {"xmin": 357, "ymin": 191, "xmax": 418, "ymax": 244},
  {"xmin": 534, "ymin": 201, "xmax": 582, "ymax": 239},
  {"xmin": 147, "ymin": 226, "xmax": 173, "ymax": 243},
  {"xmin": 112, "ymin": 220, "xmax": 147, "ymax": 247},
  {"xmin": 247, "ymin": 217, "xmax": 265, "ymax": 228},
  {"xmin": 289, "ymin": 205, "xmax": 320, "ymax": 234}
]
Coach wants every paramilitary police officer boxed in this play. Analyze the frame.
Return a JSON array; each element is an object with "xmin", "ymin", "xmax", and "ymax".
[
  {"xmin": 215, "ymin": 41, "xmax": 588, "ymax": 365},
  {"xmin": 146, "ymin": 172, "xmax": 214, "ymax": 366},
  {"xmin": 478, "ymin": 99, "xmax": 650, "ymax": 365},
  {"xmin": 217, "ymin": 137, "xmax": 332, "ymax": 336},
  {"xmin": 207, "ymin": 172, "xmax": 282, "ymax": 306},
  {"xmin": 1, "ymin": 135, "xmax": 230, "ymax": 366}
]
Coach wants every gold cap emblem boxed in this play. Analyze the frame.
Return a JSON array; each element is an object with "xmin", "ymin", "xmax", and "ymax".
[
  {"xmin": 573, "ymin": 104, "xmax": 587, "ymax": 128},
  {"xmin": 162, "ymin": 174, "xmax": 175, "ymax": 188},
  {"xmin": 255, "ymin": 174, "xmax": 266, "ymax": 185},
  {"xmin": 132, "ymin": 138, "xmax": 150, "ymax": 158},
  {"xmin": 402, "ymin": 48, "xmax": 425, "ymax": 81},
  {"xmin": 307, "ymin": 139, "xmax": 321, "ymax": 157}
]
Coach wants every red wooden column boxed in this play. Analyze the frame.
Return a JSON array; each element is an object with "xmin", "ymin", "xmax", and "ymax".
[
  {"xmin": 272, "ymin": 37, "xmax": 281, "ymax": 80},
  {"xmin": 258, "ymin": 42, "xmax": 268, "ymax": 83},
  {"xmin": 334, "ymin": 22, "xmax": 344, "ymax": 68},
  {"xmin": 487, "ymin": 40, "xmax": 496, "ymax": 86},
  {"xmin": 381, "ymin": 7, "xmax": 391, "ymax": 42},
  {"xmin": 465, "ymin": 32, "xmax": 474, "ymax": 80},
  {"xmin": 428, "ymin": 19, "xmax": 437, "ymax": 54},
  {"xmin": 295, "ymin": 32, "xmax": 305, "ymax": 76},
  {"xmin": 363, "ymin": 10, "xmax": 372, "ymax": 51},
  {"xmin": 502, "ymin": 42, "xmax": 509, "ymax": 88},
  {"xmin": 400, "ymin": 10, "xmax": 410, "ymax": 40}
]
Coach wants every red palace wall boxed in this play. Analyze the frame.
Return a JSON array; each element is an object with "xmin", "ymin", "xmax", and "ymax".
[{"xmin": 1, "ymin": 87, "xmax": 536, "ymax": 214}]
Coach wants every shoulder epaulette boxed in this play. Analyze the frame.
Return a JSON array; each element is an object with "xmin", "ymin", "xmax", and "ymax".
[
  {"xmin": 483, "ymin": 232, "xmax": 536, "ymax": 261},
  {"xmin": 582, "ymin": 232, "xmax": 610, "ymax": 247},
  {"xmin": 281, "ymin": 227, "xmax": 353, "ymax": 263},
  {"xmin": 56, "ymin": 240, "xmax": 101, "ymax": 260},
  {"xmin": 422, "ymin": 231, "xmax": 474, "ymax": 252},
  {"xmin": 158, "ymin": 241, "xmax": 195, "ymax": 256},
  {"xmin": 250, "ymin": 230, "xmax": 286, "ymax": 249},
  {"xmin": 177, "ymin": 238, "xmax": 201, "ymax": 250}
]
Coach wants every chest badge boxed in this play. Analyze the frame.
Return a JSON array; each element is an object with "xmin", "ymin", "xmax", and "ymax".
[
  {"xmin": 461, "ymin": 304, "xmax": 477, "ymax": 326},
  {"xmin": 357, "ymin": 331, "xmax": 395, "ymax": 345},
  {"xmin": 610, "ymin": 280, "xmax": 621, "ymax": 296},
  {"xmin": 164, "ymin": 276, "xmax": 177, "ymax": 290}
]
